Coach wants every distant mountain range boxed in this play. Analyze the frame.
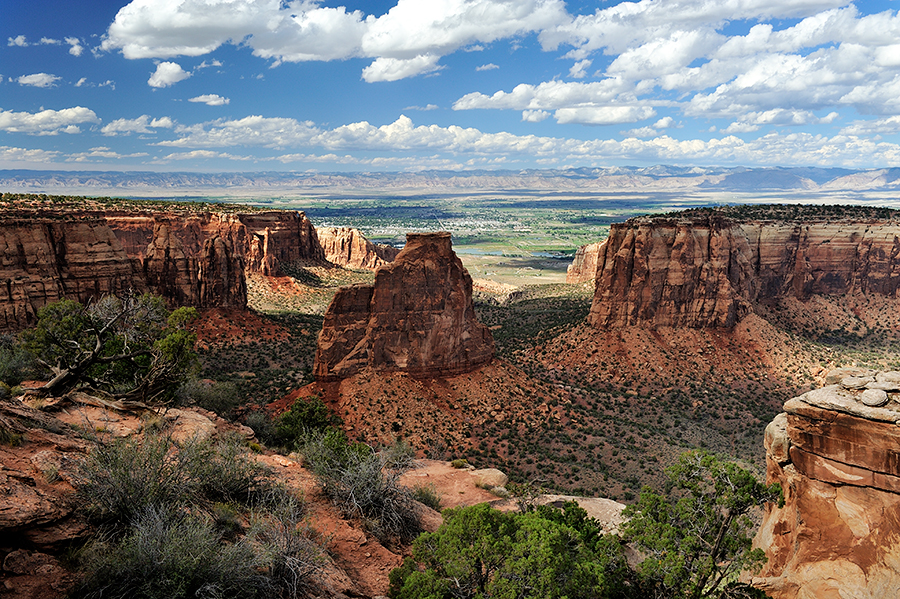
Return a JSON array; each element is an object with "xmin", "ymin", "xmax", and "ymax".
[{"xmin": 3, "ymin": 166, "xmax": 900, "ymax": 197}]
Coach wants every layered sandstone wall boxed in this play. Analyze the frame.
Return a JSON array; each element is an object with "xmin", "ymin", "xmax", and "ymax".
[
  {"xmin": 753, "ymin": 369, "xmax": 900, "ymax": 599},
  {"xmin": 0, "ymin": 208, "xmax": 328, "ymax": 329},
  {"xmin": 315, "ymin": 232, "xmax": 495, "ymax": 381},
  {"xmin": 0, "ymin": 218, "xmax": 147, "ymax": 329},
  {"xmin": 566, "ymin": 241, "xmax": 604, "ymax": 284},
  {"xmin": 588, "ymin": 214, "xmax": 900, "ymax": 328},
  {"xmin": 316, "ymin": 226, "xmax": 400, "ymax": 270}
]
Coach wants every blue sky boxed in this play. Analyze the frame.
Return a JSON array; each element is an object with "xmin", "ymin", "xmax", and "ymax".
[{"xmin": 2, "ymin": 0, "xmax": 900, "ymax": 172}]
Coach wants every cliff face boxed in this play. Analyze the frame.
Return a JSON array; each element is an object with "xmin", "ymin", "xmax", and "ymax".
[
  {"xmin": 753, "ymin": 369, "xmax": 900, "ymax": 599},
  {"xmin": 315, "ymin": 232, "xmax": 495, "ymax": 381},
  {"xmin": 588, "ymin": 215, "xmax": 900, "ymax": 328},
  {"xmin": 0, "ymin": 209, "xmax": 327, "ymax": 329},
  {"xmin": 566, "ymin": 241, "xmax": 604, "ymax": 284},
  {"xmin": 0, "ymin": 218, "xmax": 147, "ymax": 329},
  {"xmin": 316, "ymin": 226, "xmax": 400, "ymax": 270}
]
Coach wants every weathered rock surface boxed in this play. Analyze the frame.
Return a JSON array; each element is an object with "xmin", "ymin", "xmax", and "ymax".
[
  {"xmin": 752, "ymin": 371, "xmax": 900, "ymax": 598},
  {"xmin": 588, "ymin": 212, "xmax": 900, "ymax": 328},
  {"xmin": 317, "ymin": 227, "xmax": 400, "ymax": 270},
  {"xmin": 566, "ymin": 241, "xmax": 604, "ymax": 284},
  {"xmin": 315, "ymin": 232, "xmax": 495, "ymax": 381},
  {"xmin": 0, "ymin": 218, "xmax": 147, "ymax": 330},
  {"xmin": 0, "ymin": 207, "xmax": 327, "ymax": 329}
]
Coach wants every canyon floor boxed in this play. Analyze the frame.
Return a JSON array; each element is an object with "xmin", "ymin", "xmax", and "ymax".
[{"xmin": 196, "ymin": 264, "xmax": 900, "ymax": 502}]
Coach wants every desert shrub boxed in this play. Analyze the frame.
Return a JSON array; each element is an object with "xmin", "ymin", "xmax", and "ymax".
[
  {"xmin": 250, "ymin": 488, "xmax": 324, "ymax": 598},
  {"xmin": 176, "ymin": 378, "xmax": 242, "ymax": 418},
  {"xmin": 303, "ymin": 429, "xmax": 421, "ymax": 544},
  {"xmin": 381, "ymin": 438, "xmax": 416, "ymax": 472},
  {"xmin": 411, "ymin": 484, "xmax": 442, "ymax": 511},
  {"xmin": 71, "ymin": 506, "xmax": 270, "ymax": 599},
  {"xmin": 75, "ymin": 434, "xmax": 201, "ymax": 524},
  {"xmin": 245, "ymin": 410, "xmax": 276, "ymax": 445},
  {"xmin": 181, "ymin": 434, "xmax": 275, "ymax": 505},
  {"xmin": 274, "ymin": 396, "xmax": 341, "ymax": 449},
  {"xmin": 450, "ymin": 458, "xmax": 469, "ymax": 469},
  {"xmin": 0, "ymin": 334, "xmax": 42, "ymax": 386}
]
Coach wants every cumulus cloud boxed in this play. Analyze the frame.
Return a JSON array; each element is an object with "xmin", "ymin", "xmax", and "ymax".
[
  {"xmin": 0, "ymin": 146, "xmax": 61, "ymax": 165},
  {"xmin": 522, "ymin": 110, "xmax": 550, "ymax": 122},
  {"xmin": 148, "ymin": 61, "xmax": 191, "ymax": 87},
  {"xmin": 404, "ymin": 104, "xmax": 439, "ymax": 111},
  {"xmin": 157, "ymin": 115, "xmax": 319, "ymax": 148},
  {"xmin": 7, "ymin": 35, "xmax": 27, "ymax": 47},
  {"xmin": 189, "ymin": 94, "xmax": 230, "ymax": 106},
  {"xmin": 555, "ymin": 105, "xmax": 656, "ymax": 125},
  {"xmin": 0, "ymin": 107, "xmax": 100, "ymax": 135},
  {"xmin": 65, "ymin": 37, "xmax": 84, "ymax": 56},
  {"xmin": 102, "ymin": 0, "xmax": 568, "ymax": 81},
  {"xmin": 157, "ymin": 150, "xmax": 254, "ymax": 162},
  {"xmin": 476, "ymin": 63, "xmax": 499, "ymax": 71},
  {"xmin": 101, "ymin": 115, "xmax": 175, "ymax": 136},
  {"xmin": 569, "ymin": 59, "xmax": 591, "ymax": 79},
  {"xmin": 17, "ymin": 73, "xmax": 61, "ymax": 88}
]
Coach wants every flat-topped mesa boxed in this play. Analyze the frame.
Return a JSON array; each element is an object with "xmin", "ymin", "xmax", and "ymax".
[
  {"xmin": 316, "ymin": 226, "xmax": 400, "ymax": 270},
  {"xmin": 588, "ymin": 207, "xmax": 900, "ymax": 329},
  {"xmin": 314, "ymin": 232, "xmax": 495, "ymax": 381},
  {"xmin": 753, "ymin": 369, "xmax": 900, "ymax": 599}
]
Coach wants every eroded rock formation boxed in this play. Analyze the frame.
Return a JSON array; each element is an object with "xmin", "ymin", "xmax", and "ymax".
[
  {"xmin": 0, "ymin": 207, "xmax": 326, "ymax": 328},
  {"xmin": 588, "ymin": 211, "xmax": 900, "ymax": 328},
  {"xmin": 315, "ymin": 232, "xmax": 495, "ymax": 381},
  {"xmin": 752, "ymin": 369, "xmax": 900, "ymax": 598},
  {"xmin": 566, "ymin": 241, "xmax": 604, "ymax": 284},
  {"xmin": 0, "ymin": 218, "xmax": 147, "ymax": 329},
  {"xmin": 317, "ymin": 226, "xmax": 400, "ymax": 270}
]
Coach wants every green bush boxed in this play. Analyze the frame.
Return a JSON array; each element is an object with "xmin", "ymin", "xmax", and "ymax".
[
  {"xmin": 0, "ymin": 334, "xmax": 42, "ymax": 386},
  {"xmin": 72, "ymin": 506, "xmax": 270, "ymax": 599},
  {"xmin": 274, "ymin": 396, "xmax": 341, "ymax": 449},
  {"xmin": 245, "ymin": 410, "xmax": 276, "ymax": 445},
  {"xmin": 176, "ymin": 378, "xmax": 242, "ymax": 418},
  {"xmin": 450, "ymin": 458, "xmax": 469, "ymax": 469},
  {"xmin": 303, "ymin": 429, "xmax": 421, "ymax": 544},
  {"xmin": 411, "ymin": 484, "xmax": 442, "ymax": 511}
]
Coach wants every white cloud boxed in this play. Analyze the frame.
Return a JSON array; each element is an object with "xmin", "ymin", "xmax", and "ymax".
[
  {"xmin": 840, "ymin": 116, "xmax": 900, "ymax": 136},
  {"xmin": 476, "ymin": 63, "xmax": 499, "ymax": 71},
  {"xmin": 102, "ymin": 0, "xmax": 568, "ymax": 81},
  {"xmin": 189, "ymin": 94, "xmax": 230, "ymax": 106},
  {"xmin": 0, "ymin": 145, "xmax": 61, "ymax": 164},
  {"xmin": 66, "ymin": 147, "xmax": 149, "ymax": 162},
  {"xmin": 569, "ymin": 59, "xmax": 591, "ymax": 79},
  {"xmin": 17, "ymin": 73, "xmax": 61, "ymax": 88},
  {"xmin": 404, "ymin": 104, "xmax": 440, "ymax": 111},
  {"xmin": 65, "ymin": 37, "xmax": 84, "ymax": 56},
  {"xmin": 75, "ymin": 77, "xmax": 87, "ymax": 87},
  {"xmin": 101, "ymin": 115, "xmax": 174, "ymax": 136},
  {"xmin": 157, "ymin": 115, "xmax": 319, "ymax": 148},
  {"xmin": 148, "ymin": 61, "xmax": 191, "ymax": 87},
  {"xmin": 654, "ymin": 116, "xmax": 676, "ymax": 129},
  {"xmin": 7, "ymin": 35, "xmax": 27, "ymax": 47},
  {"xmin": 0, "ymin": 107, "xmax": 100, "ymax": 135},
  {"xmin": 157, "ymin": 150, "xmax": 254, "ymax": 162},
  {"xmin": 555, "ymin": 105, "xmax": 656, "ymax": 125},
  {"xmin": 522, "ymin": 109, "xmax": 550, "ymax": 122},
  {"xmin": 454, "ymin": 80, "xmax": 630, "ymax": 111},
  {"xmin": 362, "ymin": 54, "xmax": 442, "ymax": 82}
]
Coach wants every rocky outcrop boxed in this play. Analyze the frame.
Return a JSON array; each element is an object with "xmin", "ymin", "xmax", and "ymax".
[
  {"xmin": 317, "ymin": 227, "xmax": 400, "ymax": 270},
  {"xmin": 566, "ymin": 241, "xmax": 604, "ymax": 284},
  {"xmin": 752, "ymin": 369, "xmax": 900, "ymax": 599},
  {"xmin": 0, "ymin": 207, "xmax": 327, "ymax": 329},
  {"xmin": 0, "ymin": 218, "xmax": 147, "ymax": 329},
  {"xmin": 315, "ymin": 232, "xmax": 495, "ymax": 381},
  {"xmin": 588, "ymin": 211, "xmax": 900, "ymax": 328}
]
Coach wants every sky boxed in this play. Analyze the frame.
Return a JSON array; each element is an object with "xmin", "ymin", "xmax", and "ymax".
[{"xmin": 1, "ymin": 0, "xmax": 900, "ymax": 173}]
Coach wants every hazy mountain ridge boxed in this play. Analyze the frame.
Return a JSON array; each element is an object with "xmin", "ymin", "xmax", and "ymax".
[{"xmin": 2, "ymin": 166, "xmax": 899, "ymax": 194}]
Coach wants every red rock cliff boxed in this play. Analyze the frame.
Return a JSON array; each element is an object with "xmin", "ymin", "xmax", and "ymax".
[
  {"xmin": 752, "ymin": 369, "xmax": 900, "ymax": 598},
  {"xmin": 0, "ymin": 217, "xmax": 147, "ymax": 329},
  {"xmin": 316, "ymin": 226, "xmax": 400, "ymax": 270},
  {"xmin": 588, "ymin": 213, "xmax": 900, "ymax": 328},
  {"xmin": 314, "ymin": 232, "xmax": 495, "ymax": 381}
]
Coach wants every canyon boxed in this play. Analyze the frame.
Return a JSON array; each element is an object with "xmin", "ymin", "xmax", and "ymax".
[
  {"xmin": 585, "ymin": 207, "xmax": 900, "ymax": 329},
  {"xmin": 0, "ymin": 199, "xmax": 394, "ymax": 330}
]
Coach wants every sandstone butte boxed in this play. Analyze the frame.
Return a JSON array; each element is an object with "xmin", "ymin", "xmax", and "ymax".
[
  {"xmin": 753, "ymin": 368, "xmax": 900, "ymax": 599},
  {"xmin": 566, "ymin": 240, "xmax": 603, "ymax": 284},
  {"xmin": 314, "ymin": 231, "xmax": 495, "ymax": 381},
  {"xmin": 0, "ymin": 207, "xmax": 406, "ymax": 331},
  {"xmin": 583, "ymin": 211, "xmax": 900, "ymax": 328},
  {"xmin": 316, "ymin": 226, "xmax": 400, "ymax": 270}
]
